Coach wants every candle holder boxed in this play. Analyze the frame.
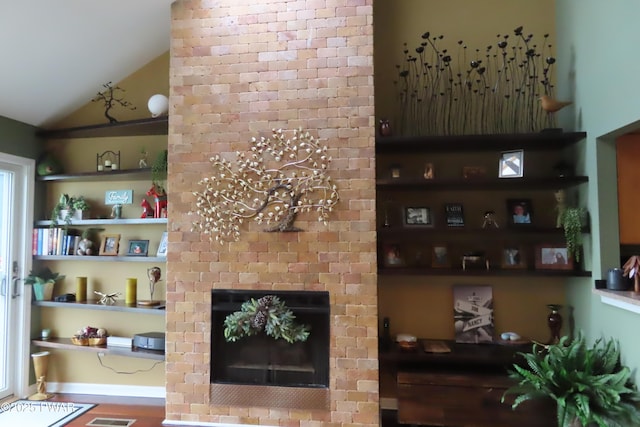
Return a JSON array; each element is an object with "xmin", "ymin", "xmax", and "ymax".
[
  {"xmin": 546, "ymin": 304, "xmax": 563, "ymax": 344},
  {"xmin": 97, "ymin": 150, "xmax": 120, "ymax": 172}
]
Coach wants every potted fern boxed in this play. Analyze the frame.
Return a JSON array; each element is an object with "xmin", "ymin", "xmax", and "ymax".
[
  {"xmin": 559, "ymin": 207, "xmax": 586, "ymax": 263},
  {"xmin": 503, "ymin": 333, "xmax": 640, "ymax": 427}
]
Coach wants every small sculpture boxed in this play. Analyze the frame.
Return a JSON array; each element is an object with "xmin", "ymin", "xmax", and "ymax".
[
  {"xmin": 378, "ymin": 118, "xmax": 392, "ymax": 137},
  {"xmin": 423, "ymin": 162, "xmax": 434, "ymax": 179},
  {"xmin": 147, "ymin": 184, "xmax": 168, "ymax": 218},
  {"xmin": 482, "ymin": 211, "xmax": 499, "ymax": 228},
  {"xmin": 94, "ymin": 291, "xmax": 121, "ymax": 305},
  {"xmin": 554, "ymin": 189, "xmax": 567, "ymax": 228},
  {"xmin": 139, "ymin": 149, "xmax": 148, "ymax": 168},
  {"xmin": 111, "ymin": 204, "xmax": 122, "ymax": 219},
  {"xmin": 91, "ymin": 81, "xmax": 136, "ymax": 124},
  {"xmin": 141, "ymin": 198, "xmax": 154, "ymax": 218},
  {"xmin": 147, "ymin": 266, "xmax": 162, "ymax": 302}
]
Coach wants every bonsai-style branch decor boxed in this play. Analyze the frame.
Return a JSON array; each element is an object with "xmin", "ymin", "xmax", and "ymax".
[
  {"xmin": 91, "ymin": 81, "xmax": 136, "ymax": 124},
  {"xmin": 223, "ymin": 295, "xmax": 310, "ymax": 344},
  {"xmin": 503, "ymin": 333, "xmax": 640, "ymax": 427},
  {"xmin": 191, "ymin": 128, "xmax": 340, "ymax": 244}
]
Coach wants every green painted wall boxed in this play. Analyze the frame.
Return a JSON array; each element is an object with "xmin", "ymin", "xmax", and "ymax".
[
  {"xmin": 0, "ymin": 116, "xmax": 40, "ymax": 159},
  {"xmin": 556, "ymin": 0, "xmax": 640, "ymax": 380}
]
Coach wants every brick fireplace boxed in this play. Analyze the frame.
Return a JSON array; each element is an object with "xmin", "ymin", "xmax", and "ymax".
[{"xmin": 166, "ymin": 0, "xmax": 377, "ymax": 426}]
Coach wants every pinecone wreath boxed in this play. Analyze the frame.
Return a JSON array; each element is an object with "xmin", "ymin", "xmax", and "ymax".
[{"xmin": 223, "ymin": 295, "xmax": 310, "ymax": 343}]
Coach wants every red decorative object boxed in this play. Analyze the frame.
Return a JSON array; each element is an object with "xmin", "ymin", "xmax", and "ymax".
[
  {"xmin": 147, "ymin": 184, "xmax": 167, "ymax": 219},
  {"xmin": 140, "ymin": 198, "xmax": 154, "ymax": 218}
]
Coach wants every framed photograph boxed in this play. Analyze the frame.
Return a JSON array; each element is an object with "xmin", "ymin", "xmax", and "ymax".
[
  {"xmin": 453, "ymin": 285, "xmax": 494, "ymax": 343},
  {"xmin": 127, "ymin": 239, "xmax": 149, "ymax": 257},
  {"xmin": 444, "ymin": 203, "xmax": 464, "ymax": 227},
  {"xmin": 432, "ymin": 244, "xmax": 450, "ymax": 268},
  {"xmin": 403, "ymin": 206, "xmax": 433, "ymax": 227},
  {"xmin": 99, "ymin": 234, "xmax": 120, "ymax": 256},
  {"xmin": 499, "ymin": 149, "xmax": 524, "ymax": 178},
  {"xmin": 156, "ymin": 231, "xmax": 168, "ymax": 257},
  {"xmin": 535, "ymin": 244, "xmax": 574, "ymax": 270},
  {"xmin": 501, "ymin": 245, "xmax": 527, "ymax": 269},
  {"xmin": 383, "ymin": 244, "xmax": 404, "ymax": 267},
  {"xmin": 506, "ymin": 199, "xmax": 533, "ymax": 225}
]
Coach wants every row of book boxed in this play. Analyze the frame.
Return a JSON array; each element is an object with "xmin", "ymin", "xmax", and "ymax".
[{"xmin": 32, "ymin": 227, "xmax": 80, "ymax": 256}]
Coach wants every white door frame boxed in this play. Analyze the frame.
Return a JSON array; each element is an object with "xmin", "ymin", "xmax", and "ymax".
[{"xmin": 0, "ymin": 152, "xmax": 35, "ymax": 399}]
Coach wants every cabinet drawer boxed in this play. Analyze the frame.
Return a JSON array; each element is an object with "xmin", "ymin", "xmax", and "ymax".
[{"xmin": 397, "ymin": 371, "xmax": 554, "ymax": 427}]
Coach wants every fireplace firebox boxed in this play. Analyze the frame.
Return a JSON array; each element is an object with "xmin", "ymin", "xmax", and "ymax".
[{"xmin": 211, "ymin": 289, "xmax": 329, "ymax": 389}]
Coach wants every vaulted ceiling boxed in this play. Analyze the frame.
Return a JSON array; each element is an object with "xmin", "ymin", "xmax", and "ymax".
[{"xmin": 0, "ymin": 1, "xmax": 174, "ymax": 128}]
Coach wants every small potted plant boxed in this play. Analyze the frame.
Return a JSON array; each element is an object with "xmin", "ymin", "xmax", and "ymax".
[
  {"xmin": 559, "ymin": 207, "xmax": 586, "ymax": 263},
  {"xmin": 51, "ymin": 194, "xmax": 90, "ymax": 228},
  {"xmin": 503, "ymin": 333, "xmax": 640, "ymax": 427},
  {"xmin": 24, "ymin": 266, "xmax": 65, "ymax": 301}
]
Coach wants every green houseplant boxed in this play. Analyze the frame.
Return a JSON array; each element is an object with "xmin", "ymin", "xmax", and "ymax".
[
  {"xmin": 503, "ymin": 333, "xmax": 640, "ymax": 427},
  {"xmin": 51, "ymin": 194, "xmax": 90, "ymax": 228},
  {"xmin": 151, "ymin": 149, "xmax": 168, "ymax": 193},
  {"xmin": 560, "ymin": 207, "xmax": 586, "ymax": 263},
  {"xmin": 24, "ymin": 266, "xmax": 65, "ymax": 301}
]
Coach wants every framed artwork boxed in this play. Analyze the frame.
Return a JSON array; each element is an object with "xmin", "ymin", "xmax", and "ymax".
[
  {"xmin": 444, "ymin": 203, "xmax": 464, "ymax": 227},
  {"xmin": 501, "ymin": 245, "xmax": 527, "ymax": 269},
  {"xmin": 432, "ymin": 244, "xmax": 450, "ymax": 268},
  {"xmin": 156, "ymin": 231, "xmax": 168, "ymax": 257},
  {"xmin": 99, "ymin": 234, "xmax": 120, "ymax": 256},
  {"xmin": 403, "ymin": 206, "xmax": 433, "ymax": 227},
  {"xmin": 499, "ymin": 149, "xmax": 524, "ymax": 178},
  {"xmin": 506, "ymin": 199, "xmax": 533, "ymax": 225},
  {"xmin": 383, "ymin": 244, "xmax": 404, "ymax": 267},
  {"xmin": 453, "ymin": 285, "xmax": 494, "ymax": 344},
  {"xmin": 535, "ymin": 244, "xmax": 573, "ymax": 270},
  {"xmin": 127, "ymin": 239, "xmax": 149, "ymax": 257}
]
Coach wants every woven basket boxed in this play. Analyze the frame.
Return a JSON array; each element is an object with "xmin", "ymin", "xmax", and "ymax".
[{"xmin": 88, "ymin": 337, "xmax": 107, "ymax": 346}]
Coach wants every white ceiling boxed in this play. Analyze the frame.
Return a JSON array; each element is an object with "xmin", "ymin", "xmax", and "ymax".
[{"xmin": 0, "ymin": 1, "xmax": 174, "ymax": 128}]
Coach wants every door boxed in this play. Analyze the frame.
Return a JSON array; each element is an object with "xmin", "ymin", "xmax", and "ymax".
[{"xmin": 0, "ymin": 153, "xmax": 34, "ymax": 400}]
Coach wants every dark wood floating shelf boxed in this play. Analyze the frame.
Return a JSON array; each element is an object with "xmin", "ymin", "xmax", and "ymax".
[
  {"xmin": 33, "ymin": 299, "xmax": 166, "ymax": 315},
  {"xmin": 375, "ymin": 131, "xmax": 587, "ymax": 153},
  {"xmin": 377, "ymin": 176, "xmax": 588, "ymax": 191},
  {"xmin": 33, "ymin": 255, "xmax": 166, "ymax": 262},
  {"xmin": 37, "ymin": 167, "xmax": 152, "ymax": 182},
  {"xmin": 37, "ymin": 117, "xmax": 168, "ymax": 139},
  {"xmin": 32, "ymin": 338, "xmax": 165, "ymax": 361},
  {"xmin": 378, "ymin": 226, "xmax": 589, "ymax": 238},
  {"xmin": 378, "ymin": 267, "xmax": 592, "ymax": 277}
]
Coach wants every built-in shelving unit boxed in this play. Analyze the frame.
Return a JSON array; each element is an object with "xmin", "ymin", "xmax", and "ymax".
[
  {"xmin": 37, "ymin": 167, "xmax": 153, "ymax": 182},
  {"xmin": 32, "ymin": 338, "xmax": 165, "ymax": 361},
  {"xmin": 33, "ymin": 255, "xmax": 166, "ymax": 262},
  {"xmin": 37, "ymin": 117, "xmax": 168, "ymax": 139}
]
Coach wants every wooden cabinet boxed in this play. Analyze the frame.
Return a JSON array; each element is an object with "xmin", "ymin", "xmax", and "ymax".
[
  {"xmin": 382, "ymin": 340, "xmax": 555, "ymax": 426},
  {"xmin": 376, "ymin": 131, "xmax": 589, "ymax": 277},
  {"xmin": 33, "ymin": 117, "xmax": 167, "ymax": 360},
  {"xmin": 616, "ymin": 133, "xmax": 640, "ymax": 245}
]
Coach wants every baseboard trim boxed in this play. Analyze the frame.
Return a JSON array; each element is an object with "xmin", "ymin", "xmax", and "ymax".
[{"xmin": 48, "ymin": 382, "xmax": 165, "ymax": 398}]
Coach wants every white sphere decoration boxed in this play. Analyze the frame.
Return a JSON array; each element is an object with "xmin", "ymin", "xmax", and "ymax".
[{"xmin": 147, "ymin": 94, "xmax": 169, "ymax": 118}]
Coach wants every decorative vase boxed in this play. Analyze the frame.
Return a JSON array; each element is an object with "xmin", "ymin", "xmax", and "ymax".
[
  {"xmin": 147, "ymin": 94, "xmax": 169, "ymax": 118},
  {"xmin": 33, "ymin": 281, "xmax": 55, "ymax": 301},
  {"xmin": 546, "ymin": 304, "xmax": 563, "ymax": 345},
  {"xmin": 378, "ymin": 118, "xmax": 392, "ymax": 137}
]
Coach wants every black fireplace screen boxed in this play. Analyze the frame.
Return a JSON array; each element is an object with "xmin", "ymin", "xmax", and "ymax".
[{"xmin": 211, "ymin": 289, "xmax": 330, "ymax": 388}]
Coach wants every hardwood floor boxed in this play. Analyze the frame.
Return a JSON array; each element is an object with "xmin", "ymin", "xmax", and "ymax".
[{"xmin": 50, "ymin": 393, "xmax": 166, "ymax": 427}]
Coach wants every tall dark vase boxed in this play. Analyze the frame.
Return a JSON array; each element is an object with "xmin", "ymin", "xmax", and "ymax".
[{"xmin": 546, "ymin": 304, "xmax": 563, "ymax": 344}]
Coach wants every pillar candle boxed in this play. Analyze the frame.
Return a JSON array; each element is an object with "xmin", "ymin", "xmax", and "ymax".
[
  {"xmin": 75, "ymin": 277, "xmax": 87, "ymax": 302},
  {"xmin": 125, "ymin": 278, "xmax": 137, "ymax": 305}
]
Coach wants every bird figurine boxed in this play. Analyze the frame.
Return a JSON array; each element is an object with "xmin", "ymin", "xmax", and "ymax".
[{"xmin": 539, "ymin": 95, "xmax": 572, "ymax": 113}]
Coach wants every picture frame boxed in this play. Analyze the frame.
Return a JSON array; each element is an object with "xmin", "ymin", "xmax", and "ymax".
[
  {"xmin": 127, "ymin": 239, "xmax": 149, "ymax": 257},
  {"xmin": 501, "ymin": 245, "xmax": 527, "ymax": 269},
  {"xmin": 506, "ymin": 198, "xmax": 533, "ymax": 226},
  {"xmin": 498, "ymin": 149, "xmax": 524, "ymax": 178},
  {"xmin": 444, "ymin": 203, "xmax": 464, "ymax": 227},
  {"xmin": 156, "ymin": 231, "xmax": 168, "ymax": 257},
  {"xmin": 403, "ymin": 206, "xmax": 433, "ymax": 227},
  {"xmin": 432, "ymin": 244, "xmax": 451, "ymax": 268},
  {"xmin": 535, "ymin": 244, "xmax": 574, "ymax": 270},
  {"xmin": 383, "ymin": 244, "xmax": 404, "ymax": 267},
  {"xmin": 99, "ymin": 234, "xmax": 120, "ymax": 256}
]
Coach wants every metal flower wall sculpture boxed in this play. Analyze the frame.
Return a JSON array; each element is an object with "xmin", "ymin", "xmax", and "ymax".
[
  {"xmin": 191, "ymin": 128, "xmax": 340, "ymax": 244},
  {"xmin": 395, "ymin": 26, "xmax": 559, "ymax": 136}
]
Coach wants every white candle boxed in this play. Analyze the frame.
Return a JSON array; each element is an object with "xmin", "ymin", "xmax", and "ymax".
[
  {"xmin": 97, "ymin": 165, "xmax": 104, "ymax": 171},
  {"xmin": 111, "ymin": 163, "xmax": 118, "ymax": 171},
  {"xmin": 104, "ymin": 160, "xmax": 112, "ymax": 167}
]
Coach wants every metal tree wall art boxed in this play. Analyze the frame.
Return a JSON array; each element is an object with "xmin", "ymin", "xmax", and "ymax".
[
  {"xmin": 191, "ymin": 128, "xmax": 340, "ymax": 244},
  {"xmin": 91, "ymin": 81, "xmax": 136, "ymax": 123},
  {"xmin": 394, "ymin": 26, "xmax": 561, "ymax": 136}
]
